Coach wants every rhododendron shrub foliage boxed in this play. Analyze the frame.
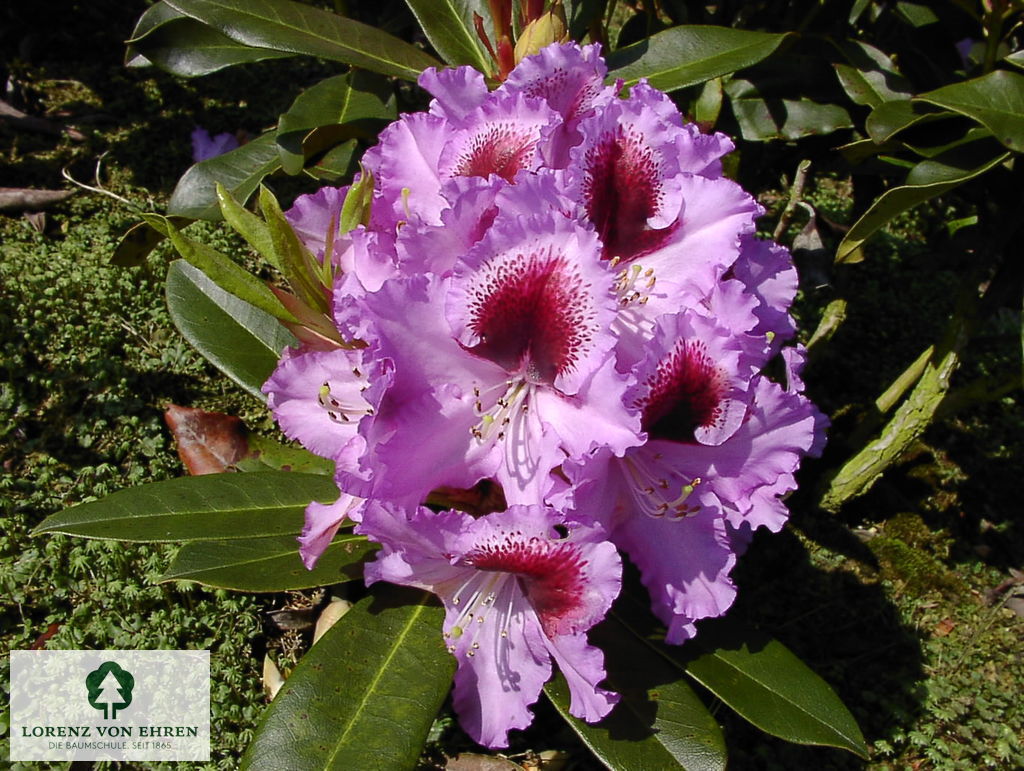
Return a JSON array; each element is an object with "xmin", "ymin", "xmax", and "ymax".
[{"xmin": 262, "ymin": 42, "xmax": 826, "ymax": 748}]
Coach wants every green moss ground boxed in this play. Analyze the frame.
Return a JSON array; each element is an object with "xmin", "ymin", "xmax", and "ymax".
[{"xmin": 2, "ymin": 4, "xmax": 1022, "ymax": 769}]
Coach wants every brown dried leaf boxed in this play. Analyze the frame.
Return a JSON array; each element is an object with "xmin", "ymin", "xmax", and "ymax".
[
  {"xmin": 0, "ymin": 98, "xmax": 85, "ymax": 140},
  {"xmin": 0, "ymin": 188, "xmax": 74, "ymax": 212},
  {"xmin": 164, "ymin": 404, "xmax": 249, "ymax": 475},
  {"xmin": 933, "ymin": 618, "xmax": 956, "ymax": 637},
  {"xmin": 445, "ymin": 754, "xmax": 523, "ymax": 771}
]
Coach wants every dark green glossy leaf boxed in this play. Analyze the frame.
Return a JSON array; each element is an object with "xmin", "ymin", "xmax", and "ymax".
[
  {"xmin": 125, "ymin": 1, "xmax": 190, "ymax": 67},
  {"xmin": 836, "ymin": 137, "xmax": 899, "ymax": 164},
  {"xmin": 241, "ymin": 584, "xmax": 454, "ymax": 770},
  {"xmin": 865, "ymin": 98, "xmax": 950, "ymax": 144},
  {"xmin": 235, "ymin": 434, "xmax": 334, "ymax": 474},
  {"xmin": 607, "ymin": 26, "xmax": 789, "ymax": 92},
  {"xmin": 306, "ymin": 139, "xmax": 358, "ymax": 182},
  {"xmin": 277, "ymin": 72, "xmax": 395, "ymax": 175},
  {"xmin": 901, "ymin": 126, "xmax": 994, "ymax": 158},
  {"xmin": 682, "ymin": 618, "xmax": 868, "ymax": 758},
  {"xmin": 162, "ymin": 532, "xmax": 374, "ymax": 591},
  {"xmin": 545, "ymin": 610, "xmax": 726, "ymax": 771},
  {"xmin": 169, "ymin": 131, "xmax": 282, "ymax": 220},
  {"xmin": 836, "ymin": 144, "xmax": 1010, "ymax": 261},
  {"xmin": 833, "ymin": 40, "xmax": 911, "ymax": 109},
  {"xmin": 166, "ymin": 260, "xmax": 296, "ymax": 399},
  {"xmin": 731, "ymin": 97, "xmax": 852, "ymax": 141},
  {"xmin": 404, "ymin": 0, "xmax": 492, "ymax": 73},
  {"xmin": 33, "ymin": 471, "xmax": 337, "ymax": 542},
  {"xmin": 166, "ymin": 0, "xmax": 441, "ymax": 81},
  {"xmin": 128, "ymin": 15, "xmax": 292, "ymax": 77},
  {"xmin": 916, "ymin": 69, "xmax": 1024, "ymax": 153},
  {"xmin": 564, "ymin": 0, "xmax": 604, "ymax": 41}
]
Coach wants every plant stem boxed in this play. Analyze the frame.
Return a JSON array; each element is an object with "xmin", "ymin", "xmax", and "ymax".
[
  {"xmin": 874, "ymin": 345, "xmax": 935, "ymax": 415},
  {"xmin": 773, "ymin": 159, "xmax": 811, "ymax": 242},
  {"xmin": 806, "ymin": 296, "xmax": 847, "ymax": 356},
  {"xmin": 817, "ymin": 271, "xmax": 985, "ymax": 512}
]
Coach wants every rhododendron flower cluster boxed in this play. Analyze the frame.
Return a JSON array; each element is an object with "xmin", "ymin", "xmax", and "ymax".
[{"xmin": 262, "ymin": 42, "xmax": 826, "ymax": 748}]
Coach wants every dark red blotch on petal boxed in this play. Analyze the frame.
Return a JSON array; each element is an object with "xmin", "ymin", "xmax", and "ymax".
[
  {"xmin": 468, "ymin": 250, "xmax": 592, "ymax": 382},
  {"xmin": 466, "ymin": 532, "xmax": 588, "ymax": 637},
  {"xmin": 454, "ymin": 123, "xmax": 538, "ymax": 182},
  {"xmin": 640, "ymin": 341, "xmax": 727, "ymax": 441},
  {"xmin": 582, "ymin": 126, "xmax": 675, "ymax": 261}
]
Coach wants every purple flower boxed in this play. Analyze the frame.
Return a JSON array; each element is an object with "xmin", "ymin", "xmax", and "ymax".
[
  {"xmin": 262, "ymin": 345, "xmax": 392, "ymax": 463},
  {"xmin": 255, "ymin": 41, "xmax": 828, "ymax": 743},
  {"xmin": 190, "ymin": 127, "xmax": 239, "ymax": 162},
  {"xmin": 343, "ymin": 193, "xmax": 641, "ymax": 506},
  {"xmin": 359, "ymin": 502, "xmax": 621, "ymax": 748},
  {"xmin": 565, "ymin": 83, "xmax": 760, "ymax": 297}
]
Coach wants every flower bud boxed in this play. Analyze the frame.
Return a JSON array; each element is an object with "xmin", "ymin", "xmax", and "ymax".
[{"xmin": 514, "ymin": 5, "xmax": 568, "ymax": 64}]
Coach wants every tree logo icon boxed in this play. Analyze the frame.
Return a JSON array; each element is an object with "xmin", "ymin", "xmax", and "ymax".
[{"xmin": 86, "ymin": 662, "xmax": 134, "ymax": 719}]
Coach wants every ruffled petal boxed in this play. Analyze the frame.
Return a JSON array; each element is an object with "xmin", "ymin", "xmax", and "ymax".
[
  {"xmin": 419, "ymin": 65, "xmax": 490, "ymax": 124},
  {"xmin": 298, "ymin": 492, "xmax": 367, "ymax": 569},
  {"xmin": 262, "ymin": 345, "xmax": 392, "ymax": 460}
]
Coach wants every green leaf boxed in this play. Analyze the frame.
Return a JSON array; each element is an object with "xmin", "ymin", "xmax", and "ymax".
[
  {"xmin": 258, "ymin": 185, "xmax": 328, "ymax": 312},
  {"xmin": 214, "ymin": 182, "xmax": 277, "ymax": 265},
  {"xmin": 607, "ymin": 26, "xmax": 790, "ymax": 92},
  {"xmin": 241, "ymin": 584, "xmax": 454, "ymax": 770},
  {"xmin": 916, "ymin": 69, "xmax": 1024, "ymax": 153},
  {"xmin": 693, "ymin": 77, "xmax": 723, "ymax": 127},
  {"xmin": 545, "ymin": 610, "xmax": 726, "ymax": 771},
  {"xmin": 169, "ymin": 131, "xmax": 283, "ymax": 220},
  {"xmin": 144, "ymin": 213, "xmax": 296, "ymax": 323},
  {"xmin": 565, "ymin": 0, "xmax": 604, "ymax": 40},
  {"xmin": 404, "ymin": 0, "xmax": 492, "ymax": 73},
  {"xmin": 836, "ymin": 143, "xmax": 1010, "ymax": 261},
  {"xmin": 682, "ymin": 618, "xmax": 868, "ymax": 758},
  {"xmin": 277, "ymin": 72, "xmax": 395, "ymax": 175},
  {"xmin": 848, "ymin": 0, "xmax": 870, "ymax": 24},
  {"xmin": 111, "ymin": 215, "xmax": 191, "ymax": 268},
  {"xmin": 162, "ymin": 532, "xmax": 375, "ymax": 591},
  {"xmin": 1005, "ymin": 50, "xmax": 1024, "ymax": 71},
  {"xmin": 305, "ymin": 139, "xmax": 358, "ymax": 182},
  {"xmin": 731, "ymin": 97, "xmax": 852, "ymax": 141},
  {"xmin": 33, "ymin": 471, "xmax": 337, "ymax": 542},
  {"xmin": 165, "ymin": 0, "xmax": 441, "ymax": 81},
  {"xmin": 895, "ymin": 1, "xmax": 939, "ymax": 27},
  {"xmin": 125, "ymin": 2, "xmax": 194, "ymax": 63},
  {"xmin": 836, "ymin": 136, "xmax": 900, "ymax": 164},
  {"xmin": 235, "ymin": 434, "xmax": 334, "ymax": 475},
  {"xmin": 127, "ymin": 15, "xmax": 293, "ymax": 77},
  {"xmin": 340, "ymin": 165, "xmax": 374, "ymax": 233},
  {"xmin": 166, "ymin": 259, "xmax": 296, "ymax": 399},
  {"xmin": 901, "ymin": 126, "xmax": 994, "ymax": 159},
  {"xmin": 125, "ymin": 1, "xmax": 190, "ymax": 67},
  {"xmin": 833, "ymin": 40, "xmax": 911, "ymax": 109},
  {"xmin": 865, "ymin": 98, "xmax": 954, "ymax": 144}
]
